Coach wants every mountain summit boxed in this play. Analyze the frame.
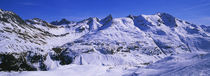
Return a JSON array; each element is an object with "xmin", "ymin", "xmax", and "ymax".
[
  {"xmin": 51, "ymin": 18, "xmax": 75, "ymax": 25},
  {"xmin": 0, "ymin": 9, "xmax": 26, "ymax": 25}
]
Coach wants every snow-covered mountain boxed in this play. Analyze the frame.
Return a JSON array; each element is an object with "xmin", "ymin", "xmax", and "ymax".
[
  {"xmin": 0, "ymin": 9, "xmax": 210, "ymax": 76},
  {"xmin": 51, "ymin": 18, "xmax": 76, "ymax": 25}
]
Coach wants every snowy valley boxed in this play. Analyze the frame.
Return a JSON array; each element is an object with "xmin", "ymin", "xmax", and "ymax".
[{"xmin": 0, "ymin": 9, "xmax": 210, "ymax": 76}]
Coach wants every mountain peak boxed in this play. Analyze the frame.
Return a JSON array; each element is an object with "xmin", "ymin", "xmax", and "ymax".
[
  {"xmin": 51, "ymin": 18, "xmax": 75, "ymax": 25},
  {"xmin": 59, "ymin": 18, "xmax": 71, "ymax": 24},
  {"xmin": 0, "ymin": 9, "xmax": 4, "ymax": 13},
  {"xmin": 26, "ymin": 18, "xmax": 57, "ymax": 28},
  {"xmin": 156, "ymin": 12, "xmax": 173, "ymax": 16},
  {"xmin": 100, "ymin": 14, "xmax": 113, "ymax": 24},
  {"xmin": 26, "ymin": 18, "xmax": 47, "ymax": 24},
  {"xmin": 127, "ymin": 14, "xmax": 135, "ymax": 20},
  {"xmin": 87, "ymin": 17, "xmax": 100, "ymax": 22},
  {"xmin": 60, "ymin": 18, "xmax": 69, "ymax": 22},
  {"xmin": 32, "ymin": 18, "xmax": 45, "ymax": 22},
  {"xmin": 106, "ymin": 14, "xmax": 113, "ymax": 19},
  {"xmin": 156, "ymin": 12, "xmax": 177, "ymax": 27},
  {"xmin": 0, "ymin": 9, "xmax": 26, "ymax": 25}
]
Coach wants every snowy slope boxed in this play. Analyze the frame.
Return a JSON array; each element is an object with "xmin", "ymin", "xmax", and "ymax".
[
  {"xmin": 56, "ymin": 13, "xmax": 210, "ymax": 67},
  {"xmin": 0, "ymin": 9, "xmax": 210, "ymax": 76},
  {"xmin": 0, "ymin": 10, "xmax": 48, "ymax": 53},
  {"xmin": 2, "ymin": 52, "xmax": 210, "ymax": 76},
  {"xmin": 0, "ymin": 9, "xmax": 84, "ymax": 71}
]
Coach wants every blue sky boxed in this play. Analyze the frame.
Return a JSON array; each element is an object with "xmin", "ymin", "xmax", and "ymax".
[{"xmin": 0, "ymin": 0, "xmax": 210, "ymax": 25}]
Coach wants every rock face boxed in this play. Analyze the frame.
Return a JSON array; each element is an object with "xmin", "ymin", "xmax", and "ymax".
[
  {"xmin": 0, "ymin": 9, "xmax": 26, "ymax": 25},
  {"xmin": 26, "ymin": 18, "xmax": 57, "ymax": 28},
  {"xmin": 0, "ymin": 9, "xmax": 210, "ymax": 73},
  {"xmin": 51, "ymin": 18, "xmax": 75, "ymax": 25}
]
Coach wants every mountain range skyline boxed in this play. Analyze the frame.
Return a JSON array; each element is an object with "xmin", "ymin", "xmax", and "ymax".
[
  {"xmin": 1, "ymin": 0, "xmax": 210, "ymax": 26},
  {"xmin": 1, "ymin": 0, "xmax": 210, "ymax": 75},
  {"xmin": 0, "ymin": 7, "xmax": 210, "ymax": 76}
]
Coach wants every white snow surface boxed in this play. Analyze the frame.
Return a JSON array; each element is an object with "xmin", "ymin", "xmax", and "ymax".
[
  {"xmin": 0, "ymin": 9, "xmax": 210, "ymax": 76},
  {"xmin": 1, "ymin": 52, "xmax": 210, "ymax": 76}
]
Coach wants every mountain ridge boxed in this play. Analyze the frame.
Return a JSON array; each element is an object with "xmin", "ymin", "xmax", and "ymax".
[{"xmin": 0, "ymin": 9, "xmax": 210, "ymax": 76}]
